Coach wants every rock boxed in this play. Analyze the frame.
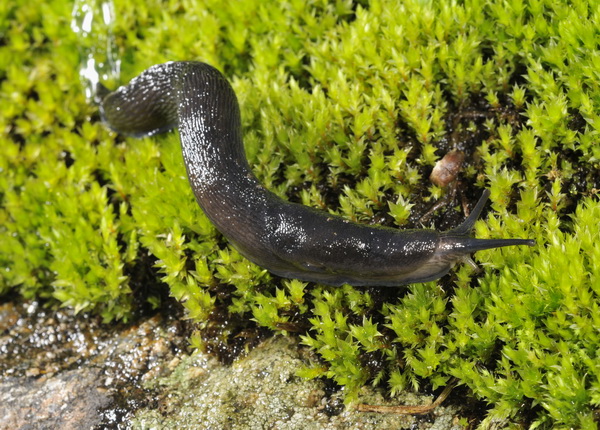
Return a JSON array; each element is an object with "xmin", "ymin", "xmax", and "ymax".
[
  {"xmin": 0, "ymin": 300, "xmax": 461, "ymax": 429},
  {"xmin": 132, "ymin": 336, "xmax": 460, "ymax": 429},
  {"xmin": 0, "ymin": 369, "xmax": 110, "ymax": 430}
]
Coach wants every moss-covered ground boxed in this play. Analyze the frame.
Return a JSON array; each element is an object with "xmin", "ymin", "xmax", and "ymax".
[{"xmin": 2, "ymin": 0, "xmax": 600, "ymax": 427}]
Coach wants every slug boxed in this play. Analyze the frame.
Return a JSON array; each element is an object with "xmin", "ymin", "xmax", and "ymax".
[{"xmin": 100, "ymin": 61, "xmax": 534, "ymax": 286}]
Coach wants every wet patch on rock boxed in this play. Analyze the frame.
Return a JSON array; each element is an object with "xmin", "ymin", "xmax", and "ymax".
[
  {"xmin": 0, "ymin": 369, "xmax": 110, "ymax": 430},
  {"xmin": 0, "ymin": 297, "xmax": 193, "ymax": 429}
]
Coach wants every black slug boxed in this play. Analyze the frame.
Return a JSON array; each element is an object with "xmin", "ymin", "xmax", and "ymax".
[{"xmin": 100, "ymin": 61, "xmax": 534, "ymax": 286}]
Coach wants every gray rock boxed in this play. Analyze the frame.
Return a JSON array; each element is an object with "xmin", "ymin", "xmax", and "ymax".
[
  {"xmin": 132, "ymin": 336, "xmax": 460, "ymax": 429},
  {"xmin": 0, "ymin": 369, "xmax": 110, "ymax": 430},
  {"xmin": 0, "ymin": 300, "xmax": 462, "ymax": 429}
]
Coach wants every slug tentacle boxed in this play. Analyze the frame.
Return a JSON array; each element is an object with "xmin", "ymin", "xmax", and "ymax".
[
  {"xmin": 444, "ymin": 189, "xmax": 535, "ymax": 253},
  {"xmin": 100, "ymin": 61, "xmax": 534, "ymax": 287},
  {"xmin": 450, "ymin": 189, "xmax": 491, "ymax": 235}
]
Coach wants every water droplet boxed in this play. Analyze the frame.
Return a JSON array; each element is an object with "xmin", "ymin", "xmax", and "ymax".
[{"xmin": 70, "ymin": 0, "xmax": 120, "ymax": 101}]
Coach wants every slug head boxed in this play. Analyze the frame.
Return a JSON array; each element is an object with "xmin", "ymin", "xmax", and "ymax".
[{"xmin": 433, "ymin": 190, "xmax": 535, "ymax": 272}]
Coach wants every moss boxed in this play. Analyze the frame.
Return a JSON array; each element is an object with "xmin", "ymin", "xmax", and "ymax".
[{"xmin": 2, "ymin": 0, "xmax": 600, "ymax": 427}]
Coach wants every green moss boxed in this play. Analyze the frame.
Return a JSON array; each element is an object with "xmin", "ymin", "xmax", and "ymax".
[{"xmin": 2, "ymin": 0, "xmax": 600, "ymax": 427}]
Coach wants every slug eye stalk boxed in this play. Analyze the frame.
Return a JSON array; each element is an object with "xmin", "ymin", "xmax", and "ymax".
[
  {"xmin": 436, "ymin": 189, "xmax": 535, "ymax": 273},
  {"xmin": 445, "ymin": 189, "xmax": 535, "ymax": 252}
]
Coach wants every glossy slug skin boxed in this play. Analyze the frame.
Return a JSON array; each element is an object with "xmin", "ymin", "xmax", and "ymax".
[{"xmin": 100, "ymin": 61, "xmax": 534, "ymax": 286}]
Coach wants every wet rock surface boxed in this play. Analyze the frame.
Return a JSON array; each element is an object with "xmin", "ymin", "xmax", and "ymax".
[
  {"xmin": 132, "ymin": 336, "xmax": 461, "ymax": 429},
  {"xmin": 0, "ymin": 298, "xmax": 191, "ymax": 429},
  {"xmin": 0, "ymin": 298, "xmax": 462, "ymax": 429},
  {"xmin": 1, "ymin": 369, "xmax": 110, "ymax": 430}
]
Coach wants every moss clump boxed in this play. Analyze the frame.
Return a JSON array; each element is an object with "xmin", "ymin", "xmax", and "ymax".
[{"xmin": 2, "ymin": 0, "xmax": 600, "ymax": 427}]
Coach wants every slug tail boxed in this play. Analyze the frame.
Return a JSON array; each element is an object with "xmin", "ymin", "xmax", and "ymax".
[
  {"xmin": 99, "ymin": 63, "xmax": 180, "ymax": 137},
  {"xmin": 95, "ymin": 82, "xmax": 111, "ymax": 104}
]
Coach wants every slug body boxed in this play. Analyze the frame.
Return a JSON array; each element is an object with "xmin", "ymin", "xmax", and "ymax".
[{"xmin": 100, "ymin": 61, "xmax": 533, "ymax": 286}]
